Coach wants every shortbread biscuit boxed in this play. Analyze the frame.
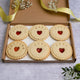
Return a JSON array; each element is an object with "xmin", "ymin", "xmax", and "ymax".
[
  {"xmin": 50, "ymin": 24, "xmax": 70, "ymax": 41},
  {"xmin": 29, "ymin": 25, "xmax": 49, "ymax": 40},
  {"xmin": 51, "ymin": 41, "xmax": 72, "ymax": 60},
  {"xmin": 9, "ymin": 25, "xmax": 28, "ymax": 40},
  {"xmin": 6, "ymin": 41, "xmax": 27, "ymax": 60},
  {"xmin": 28, "ymin": 41, "xmax": 50, "ymax": 60}
]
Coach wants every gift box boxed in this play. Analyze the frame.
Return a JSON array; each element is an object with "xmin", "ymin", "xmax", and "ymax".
[{"xmin": 2, "ymin": 0, "xmax": 76, "ymax": 63}]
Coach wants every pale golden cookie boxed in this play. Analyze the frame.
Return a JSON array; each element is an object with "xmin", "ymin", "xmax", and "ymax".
[
  {"xmin": 28, "ymin": 41, "xmax": 50, "ymax": 60},
  {"xmin": 6, "ymin": 41, "xmax": 27, "ymax": 60},
  {"xmin": 51, "ymin": 41, "xmax": 72, "ymax": 60},
  {"xmin": 50, "ymin": 24, "xmax": 70, "ymax": 41},
  {"xmin": 29, "ymin": 24, "xmax": 49, "ymax": 40},
  {"xmin": 9, "ymin": 25, "xmax": 28, "ymax": 40}
]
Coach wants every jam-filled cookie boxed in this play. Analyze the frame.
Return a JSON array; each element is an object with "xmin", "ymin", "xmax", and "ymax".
[
  {"xmin": 29, "ymin": 25, "xmax": 49, "ymax": 40},
  {"xmin": 9, "ymin": 25, "xmax": 28, "ymax": 40},
  {"xmin": 6, "ymin": 41, "xmax": 27, "ymax": 60},
  {"xmin": 51, "ymin": 41, "xmax": 72, "ymax": 60},
  {"xmin": 28, "ymin": 41, "xmax": 50, "ymax": 60},
  {"xmin": 50, "ymin": 24, "xmax": 70, "ymax": 41}
]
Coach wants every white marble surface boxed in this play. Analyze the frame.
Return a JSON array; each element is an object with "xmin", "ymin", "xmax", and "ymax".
[{"xmin": 0, "ymin": 0, "xmax": 80, "ymax": 80}]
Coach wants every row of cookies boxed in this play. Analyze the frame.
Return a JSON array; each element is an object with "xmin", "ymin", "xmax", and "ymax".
[
  {"xmin": 9, "ymin": 24, "xmax": 70, "ymax": 41},
  {"xmin": 6, "ymin": 40, "xmax": 72, "ymax": 60}
]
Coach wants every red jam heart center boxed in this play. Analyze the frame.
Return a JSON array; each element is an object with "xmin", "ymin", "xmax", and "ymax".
[
  {"xmin": 14, "ymin": 47, "xmax": 20, "ymax": 52},
  {"xmin": 59, "ymin": 48, "xmax": 65, "ymax": 53},
  {"xmin": 58, "ymin": 31, "xmax": 63, "ymax": 35},
  {"xmin": 37, "ymin": 31, "xmax": 42, "ymax": 35},
  {"xmin": 16, "ymin": 31, "xmax": 21, "ymax": 35},
  {"xmin": 37, "ymin": 48, "xmax": 42, "ymax": 53}
]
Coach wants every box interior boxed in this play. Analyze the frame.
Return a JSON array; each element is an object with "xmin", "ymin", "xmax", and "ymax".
[{"xmin": 5, "ymin": 24, "xmax": 73, "ymax": 62}]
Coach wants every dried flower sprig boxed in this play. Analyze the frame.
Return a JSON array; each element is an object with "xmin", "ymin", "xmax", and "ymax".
[
  {"xmin": 11, "ymin": 0, "xmax": 18, "ymax": 9},
  {"xmin": 48, "ymin": 0, "xmax": 58, "ymax": 10},
  {"xmin": 19, "ymin": 0, "xmax": 26, "ymax": 10},
  {"xmin": 25, "ymin": 0, "xmax": 32, "ymax": 8},
  {"xmin": 11, "ymin": 0, "xmax": 32, "ymax": 10},
  {"xmin": 62, "ymin": 66, "xmax": 80, "ymax": 80}
]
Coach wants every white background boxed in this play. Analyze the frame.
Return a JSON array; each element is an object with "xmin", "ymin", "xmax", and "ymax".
[{"xmin": 0, "ymin": 0, "xmax": 80, "ymax": 80}]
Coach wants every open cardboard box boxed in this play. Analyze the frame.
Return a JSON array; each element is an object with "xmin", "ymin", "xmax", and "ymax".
[{"xmin": 2, "ymin": 0, "xmax": 76, "ymax": 63}]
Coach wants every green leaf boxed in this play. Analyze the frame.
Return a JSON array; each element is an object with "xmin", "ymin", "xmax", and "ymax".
[
  {"xmin": 65, "ymin": 67, "xmax": 69, "ymax": 71},
  {"xmin": 69, "ymin": 66, "xmax": 73, "ymax": 71},
  {"xmin": 62, "ymin": 68, "xmax": 66, "ymax": 72},
  {"xmin": 77, "ymin": 73, "xmax": 80, "ymax": 76},
  {"xmin": 64, "ymin": 74, "xmax": 66, "ymax": 76},
  {"xmin": 73, "ymin": 76, "xmax": 80, "ymax": 79},
  {"xmin": 71, "ymin": 72, "xmax": 74, "ymax": 77},
  {"xmin": 62, "ymin": 72, "xmax": 65, "ymax": 74}
]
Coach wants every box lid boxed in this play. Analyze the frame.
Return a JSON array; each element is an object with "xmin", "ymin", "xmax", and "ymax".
[{"xmin": 10, "ymin": 0, "xmax": 70, "ymax": 24}]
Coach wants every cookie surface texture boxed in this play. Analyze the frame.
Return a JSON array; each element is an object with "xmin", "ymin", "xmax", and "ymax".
[
  {"xmin": 28, "ymin": 40, "xmax": 50, "ymax": 60},
  {"xmin": 50, "ymin": 24, "xmax": 70, "ymax": 41},
  {"xmin": 6, "ymin": 41, "xmax": 28, "ymax": 60},
  {"xmin": 29, "ymin": 24, "xmax": 49, "ymax": 40},
  {"xmin": 51, "ymin": 41, "xmax": 72, "ymax": 60},
  {"xmin": 9, "ymin": 25, "xmax": 28, "ymax": 40}
]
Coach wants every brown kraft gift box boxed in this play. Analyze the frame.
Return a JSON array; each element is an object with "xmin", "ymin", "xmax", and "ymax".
[{"xmin": 2, "ymin": 0, "xmax": 76, "ymax": 63}]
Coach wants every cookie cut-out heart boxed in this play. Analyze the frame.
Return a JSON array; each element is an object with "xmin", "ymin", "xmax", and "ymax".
[
  {"xmin": 37, "ymin": 48, "xmax": 42, "ymax": 53},
  {"xmin": 58, "ymin": 31, "xmax": 63, "ymax": 35},
  {"xmin": 59, "ymin": 48, "xmax": 65, "ymax": 53},
  {"xmin": 14, "ymin": 47, "xmax": 20, "ymax": 52},
  {"xmin": 37, "ymin": 31, "xmax": 42, "ymax": 35},
  {"xmin": 16, "ymin": 31, "xmax": 21, "ymax": 35}
]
